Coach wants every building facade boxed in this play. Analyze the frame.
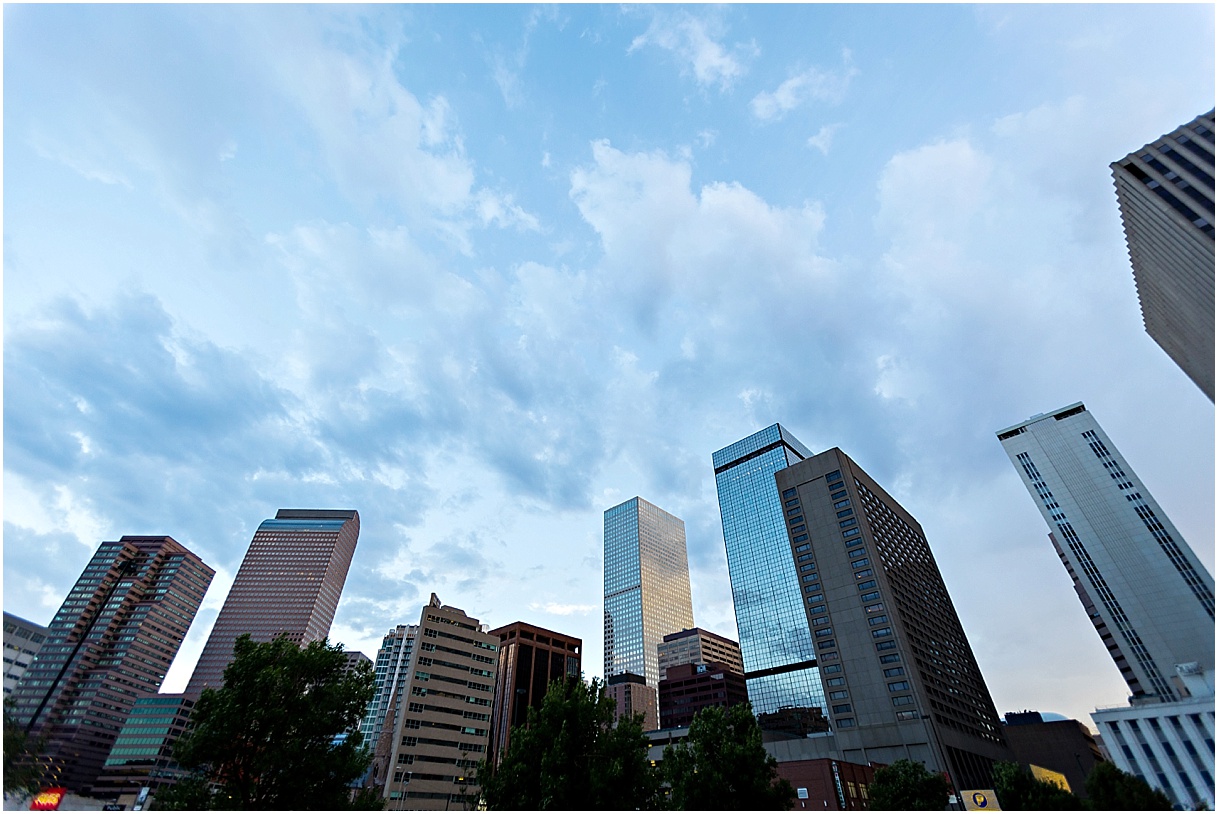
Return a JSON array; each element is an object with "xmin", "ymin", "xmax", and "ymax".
[
  {"xmin": 658, "ymin": 661, "xmax": 749, "ymax": 729},
  {"xmin": 4, "ymin": 613, "xmax": 48, "ymax": 697},
  {"xmin": 487, "ymin": 621, "xmax": 581, "ymax": 766},
  {"xmin": 185, "ymin": 509, "xmax": 360, "ymax": 695},
  {"xmin": 772, "ymin": 757, "xmax": 878, "ymax": 811},
  {"xmin": 605, "ymin": 671, "xmax": 659, "ymax": 731},
  {"xmin": 713, "ymin": 425, "xmax": 824, "ymax": 716},
  {"xmin": 997, "ymin": 403, "xmax": 1214, "ymax": 702},
  {"xmin": 1001, "ymin": 711, "xmax": 1105, "ymax": 799},
  {"xmin": 1112, "ymin": 110, "xmax": 1215, "ymax": 401},
  {"xmin": 1092, "ymin": 665, "xmax": 1215, "ymax": 809},
  {"xmin": 658, "ymin": 627, "xmax": 744, "ymax": 680},
  {"xmin": 774, "ymin": 448, "xmax": 1012, "ymax": 792},
  {"xmin": 91, "ymin": 693, "xmax": 196, "ymax": 807},
  {"xmin": 603, "ymin": 497, "xmax": 695, "ymax": 709},
  {"xmin": 361, "ymin": 624, "xmax": 419, "ymax": 790},
  {"xmin": 8, "ymin": 536, "xmax": 214, "ymax": 794},
  {"xmin": 383, "ymin": 595, "xmax": 498, "ymax": 810}
]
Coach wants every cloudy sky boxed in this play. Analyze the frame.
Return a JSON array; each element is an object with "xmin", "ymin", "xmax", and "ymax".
[{"xmin": 4, "ymin": 4, "xmax": 1213, "ymax": 728}]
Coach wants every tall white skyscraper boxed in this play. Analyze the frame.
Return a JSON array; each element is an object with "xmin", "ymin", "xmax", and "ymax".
[
  {"xmin": 997, "ymin": 403, "xmax": 1214, "ymax": 701},
  {"xmin": 603, "ymin": 497, "xmax": 695, "ymax": 698}
]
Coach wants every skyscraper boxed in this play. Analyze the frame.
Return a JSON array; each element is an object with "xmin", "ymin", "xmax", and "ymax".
[
  {"xmin": 603, "ymin": 497, "xmax": 695, "ymax": 713},
  {"xmin": 771, "ymin": 448, "xmax": 1011, "ymax": 792},
  {"xmin": 9, "ymin": 536, "xmax": 214, "ymax": 794},
  {"xmin": 658, "ymin": 627, "xmax": 744, "ymax": 679},
  {"xmin": 185, "ymin": 509, "xmax": 360, "ymax": 696},
  {"xmin": 997, "ymin": 403, "xmax": 1214, "ymax": 701},
  {"xmin": 487, "ymin": 621, "xmax": 581, "ymax": 766},
  {"xmin": 361, "ymin": 624, "xmax": 419, "ymax": 790},
  {"xmin": 383, "ymin": 595, "xmax": 498, "ymax": 810},
  {"xmin": 1112, "ymin": 110, "xmax": 1215, "ymax": 401},
  {"xmin": 712, "ymin": 425, "xmax": 823, "ymax": 716},
  {"xmin": 4, "ymin": 613, "xmax": 48, "ymax": 697}
]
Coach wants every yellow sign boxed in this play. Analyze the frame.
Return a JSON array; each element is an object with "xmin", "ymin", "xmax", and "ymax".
[
  {"xmin": 962, "ymin": 789, "xmax": 1002, "ymax": 810},
  {"xmin": 1030, "ymin": 764, "xmax": 1071, "ymax": 791}
]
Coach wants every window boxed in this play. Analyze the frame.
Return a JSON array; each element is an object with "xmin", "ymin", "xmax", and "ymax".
[
  {"xmin": 811, "ymin": 616, "xmax": 829, "ymax": 626},
  {"xmin": 794, "ymin": 543, "xmax": 810, "ymax": 552},
  {"xmin": 817, "ymin": 639, "xmax": 837, "ymax": 650},
  {"xmin": 826, "ymin": 471, "xmax": 842, "ymax": 482},
  {"xmin": 791, "ymin": 525, "xmax": 807, "ymax": 534},
  {"xmin": 800, "ymin": 564, "xmax": 815, "ymax": 572},
  {"xmin": 848, "ymin": 548, "xmax": 865, "ymax": 558},
  {"xmin": 834, "ymin": 499, "xmax": 851, "ymax": 509},
  {"xmin": 840, "ymin": 518, "xmax": 858, "ymax": 529},
  {"xmin": 808, "ymin": 605, "xmax": 826, "ymax": 614},
  {"xmin": 831, "ymin": 490, "xmax": 847, "ymax": 500},
  {"xmin": 855, "ymin": 569, "xmax": 873, "ymax": 579},
  {"xmin": 876, "ymin": 641, "xmax": 897, "ymax": 652},
  {"xmin": 836, "ymin": 509, "xmax": 854, "ymax": 519},
  {"xmin": 806, "ymin": 594, "xmax": 823, "ymax": 603},
  {"xmin": 860, "ymin": 591, "xmax": 881, "ymax": 602},
  {"xmin": 804, "ymin": 583, "xmax": 821, "ymax": 593},
  {"xmin": 826, "ymin": 677, "xmax": 845, "ymax": 687},
  {"xmin": 823, "ymin": 664, "xmax": 841, "ymax": 674},
  {"xmin": 892, "ymin": 695, "xmax": 913, "ymax": 706},
  {"xmin": 843, "ymin": 528, "xmax": 860, "ymax": 538},
  {"xmin": 864, "ymin": 603, "xmax": 884, "ymax": 613},
  {"xmin": 888, "ymin": 681, "xmax": 910, "ymax": 692},
  {"xmin": 815, "ymin": 628, "xmax": 833, "ymax": 638},
  {"xmin": 884, "ymin": 667, "xmax": 905, "ymax": 678},
  {"xmin": 868, "ymin": 615, "xmax": 888, "ymax": 626},
  {"xmin": 879, "ymin": 654, "xmax": 901, "ymax": 664},
  {"xmin": 788, "ymin": 515, "xmax": 804, "ymax": 525},
  {"xmin": 851, "ymin": 558, "xmax": 870, "ymax": 569},
  {"xmin": 837, "ymin": 717, "xmax": 855, "ymax": 727},
  {"xmin": 798, "ymin": 553, "xmax": 813, "ymax": 562},
  {"xmin": 783, "ymin": 488, "xmax": 797, "ymax": 498},
  {"xmin": 832, "ymin": 703, "xmax": 851, "ymax": 714},
  {"xmin": 871, "ymin": 628, "xmax": 892, "ymax": 638},
  {"xmin": 830, "ymin": 690, "xmax": 849, "ymax": 700},
  {"xmin": 858, "ymin": 580, "xmax": 877, "ymax": 591},
  {"xmin": 896, "ymin": 710, "xmax": 918, "ymax": 721}
]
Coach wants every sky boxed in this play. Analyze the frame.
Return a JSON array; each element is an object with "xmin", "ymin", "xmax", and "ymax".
[{"xmin": 3, "ymin": 4, "xmax": 1214, "ymax": 730}]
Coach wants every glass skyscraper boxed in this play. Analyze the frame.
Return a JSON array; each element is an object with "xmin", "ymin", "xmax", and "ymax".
[
  {"xmin": 603, "ymin": 497, "xmax": 695, "ymax": 694},
  {"xmin": 712, "ymin": 424, "xmax": 824, "ymax": 716}
]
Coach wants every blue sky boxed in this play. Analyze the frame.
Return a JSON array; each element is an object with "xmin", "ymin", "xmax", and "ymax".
[{"xmin": 4, "ymin": 4, "xmax": 1213, "ymax": 728}]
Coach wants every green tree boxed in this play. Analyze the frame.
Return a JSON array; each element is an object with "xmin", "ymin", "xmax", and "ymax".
[
  {"xmin": 661, "ymin": 703, "xmax": 794, "ymax": 810},
  {"xmin": 479, "ymin": 676, "xmax": 660, "ymax": 810},
  {"xmin": 158, "ymin": 634, "xmax": 376, "ymax": 810},
  {"xmin": 868, "ymin": 759, "xmax": 951, "ymax": 810},
  {"xmin": 992, "ymin": 761, "xmax": 1081, "ymax": 810},
  {"xmin": 3, "ymin": 699, "xmax": 46, "ymax": 799},
  {"xmin": 1083, "ymin": 761, "xmax": 1172, "ymax": 810}
]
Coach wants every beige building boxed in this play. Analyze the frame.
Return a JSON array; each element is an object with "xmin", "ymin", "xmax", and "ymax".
[
  {"xmin": 384, "ymin": 595, "xmax": 498, "ymax": 810},
  {"xmin": 658, "ymin": 627, "xmax": 744, "ymax": 679},
  {"xmin": 1112, "ymin": 110, "xmax": 1214, "ymax": 401},
  {"xmin": 605, "ymin": 671, "xmax": 658, "ymax": 731}
]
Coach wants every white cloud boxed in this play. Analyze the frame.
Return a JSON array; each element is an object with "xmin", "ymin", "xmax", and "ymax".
[
  {"xmin": 806, "ymin": 123, "xmax": 842, "ymax": 155},
  {"xmin": 750, "ymin": 51, "xmax": 858, "ymax": 122},
  {"xmin": 529, "ymin": 602, "xmax": 596, "ymax": 616},
  {"xmin": 629, "ymin": 11, "xmax": 751, "ymax": 91}
]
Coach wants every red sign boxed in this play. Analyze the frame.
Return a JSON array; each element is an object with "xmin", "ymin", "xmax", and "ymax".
[{"xmin": 30, "ymin": 787, "xmax": 66, "ymax": 811}]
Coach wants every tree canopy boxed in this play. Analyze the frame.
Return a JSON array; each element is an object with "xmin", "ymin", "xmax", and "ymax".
[
  {"xmin": 661, "ymin": 703, "xmax": 794, "ymax": 810},
  {"xmin": 868, "ymin": 759, "xmax": 952, "ymax": 810},
  {"xmin": 991, "ymin": 761, "xmax": 1081, "ymax": 810},
  {"xmin": 157, "ymin": 634, "xmax": 376, "ymax": 810},
  {"xmin": 479, "ymin": 676, "xmax": 660, "ymax": 810},
  {"xmin": 3, "ymin": 700, "xmax": 45, "ymax": 800},
  {"xmin": 1083, "ymin": 761, "xmax": 1173, "ymax": 810}
]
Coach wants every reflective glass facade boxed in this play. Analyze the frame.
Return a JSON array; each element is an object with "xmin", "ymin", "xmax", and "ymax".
[
  {"xmin": 713, "ymin": 424, "xmax": 824, "ymax": 715},
  {"xmin": 603, "ymin": 498, "xmax": 695, "ymax": 690}
]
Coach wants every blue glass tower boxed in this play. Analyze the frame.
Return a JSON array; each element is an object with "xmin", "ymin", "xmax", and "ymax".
[{"xmin": 712, "ymin": 425, "xmax": 824, "ymax": 715}]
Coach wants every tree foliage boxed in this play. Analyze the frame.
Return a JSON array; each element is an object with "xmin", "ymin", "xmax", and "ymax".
[
  {"xmin": 992, "ymin": 761, "xmax": 1081, "ymax": 810},
  {"xmin": 868, "ymin": 759, "xmax": 951, "ymax": 810},
  {"xmin": 3, "ymin": 700, "xmax": 45, "ymax": 799},
  {"xmin": 661, "ymin": 703, "xmax": 794, "ymax": 810},
  {"xmin": 479, "ymin": 676, "xmax": 660, "ymax": 810},
  {"xmin": 159, "ymin": 634, "xmax": 376, "ymax": 810},
  {"xmin": 1083, "ymin": 761, "xmax": 1173, "ymax": 810}
]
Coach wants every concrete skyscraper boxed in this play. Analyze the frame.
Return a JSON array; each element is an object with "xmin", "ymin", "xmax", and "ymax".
[
  {"xmin": 9, "ymin": 536, "xmax": 214, "ymax": 794},
  {"xmin": 997, "ymin": 403, "xmax": 1214, "ymax": 700},
  {"xmin": 712, "ymin": 425, "xmax": 823, "ymax": 716},
  {"xmin": 1112, "ymin": 110, "xmax": 1215, "ymax": 401},
  {"xmin": 185, "ymin": 509, "xmax": 360, "ymax": 696},
  {"xmin": 361, "ymin": 624, "xmax": 419, "ymax": 790},
  {"xmin": 768, "ymin": 448, "xmax": 1011, "ymax": 794},
  {"xmin": 603, "ymin": 496, "xmax": 695, "ymax": 724}
]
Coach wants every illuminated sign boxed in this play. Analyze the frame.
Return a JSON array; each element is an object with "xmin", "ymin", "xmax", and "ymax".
[
  {"xmin": 962, "ymin": 789, "xmax": 1003, "ymax": 810},
  {"xmin": 30, "ymin": 787, "xmax": 66, "ymax": 811}
]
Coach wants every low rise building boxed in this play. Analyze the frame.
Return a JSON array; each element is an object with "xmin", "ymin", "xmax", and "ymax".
[
  {"xmin": 658, "ymin": 661, "xmax": 748, "ymax": 729},
  {"xmin": 1001, "ymin": 710, "xmax": 1105, "ymax": 798},
  {"xmin": 606, "ymin": 671, "xmax": 658, "ymax": 731}
]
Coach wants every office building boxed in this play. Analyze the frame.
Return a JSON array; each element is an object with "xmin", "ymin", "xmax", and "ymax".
[
  {"xmin": 773, "ymin": 448, "xmax": 1012, "ymax": 792},
  {"xmin": 487, "ymin": 621, "xmax": 581, "ymax": 765},
  {"xmin": 8, "ymin": 536, "xmax": 214, "ymax": 794},
  {"xmin": 1092, "ymin": 664, "xmax": 1214, "ymax": 809},
  {"xmin": 91, "ymin": 693, "xmax": 196, "ymax": 807},
  {"xmin": 603, "ymin": 497, "xmax": 694, "ymax": 715},
  {"xmin": 712, "ymin": 425, "xmax": 823, "ymax": 716},
  {"xmin": 605, "ymin": 671, "xmax": 659, "ymax": 731},
  {"xmin": 1001, "ymin": 711, "xmax": 1105, "ymax": 799},
  {"xmin": 773, "ymin": 757, "xmax": 877, "ymax": 811},
  {"xmin": 383, "ymin": 595, "xmax": 498, "ymax": 810},
  {"xmin": 658, "ymin": 627, "xmax": 744, "ymax": 679},
  {"xmin": 658, "ymin": 661, "xmax": 749, "ymax": 729},
  {"xmin": 361, "ymin": 624, "xmax": 419, "ymax": 790},
  {"xmin": 185, "ymin": 509, "xmax": 360, "ymax": 695},
  {"xmin": 997, "ymin": 403, "xmax": 1214, "ymax": 701},
  {"xmin": 4, "ymin": 613, "xmax": 48, "ymax": 697},
  {"xmin": 1112, "ymin": 110, "xmax": 1215, "ymax": 400}
]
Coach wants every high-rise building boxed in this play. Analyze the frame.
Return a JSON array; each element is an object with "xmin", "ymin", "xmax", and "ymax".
[
  {"xmin": 772, "ymin": 448, "xmax": 1012, "ymax": 792},
  {"xmin": 712, "ymin": 425, "xmax": 823, "ymax": 716},
  {"xmin": 603, "ymin": 496, "xmax": 695, "ymax": 716},
  {"xmin": 997, "ymin": 403, "xmax": 1214, "ymax": 701},
  {"xmin": 487, "ymin": 621, "xmax": 581, "ymax": 765},
  {"xmin": 361, "ymin": 624, "xmax": 419, "ymax": 790},
  {"xmin": 1112, "ymin": 110, "xmax": 1215, "ymax": 401},
  {"xmin": 8, "ymin": 536, "xmax": 214, "ymax": 794},
  {"xmin": 383, "ymin": 595, "xmax": 498, "ymax": 810},
  {"xmin": 658, "ymin": 627, "xmax": 744, "ymax": 679},
  {"xmin": 4, "ymin": 612, "xmax": 48, "ymax": 697},
  {"xmin": 185, "ymin": 509, "xmax": 360, "ymax": 696},
  {"xmin": 91, "ymin": 693, "xmax": 197, "ymax": 807}
]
